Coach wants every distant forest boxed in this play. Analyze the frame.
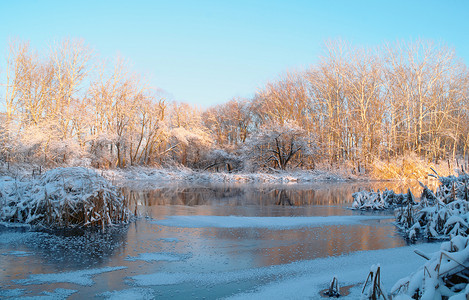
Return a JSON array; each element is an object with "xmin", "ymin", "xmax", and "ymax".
[{"xmin": 1, "ymin": 39, "xmax": 468, "ymax": 176}]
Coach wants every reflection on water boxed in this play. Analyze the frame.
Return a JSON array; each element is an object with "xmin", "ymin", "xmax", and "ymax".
[
  {"xmin": 125, "ymin": 181, "xmax": 427, "ymax": 218},
  {"xmin": 0, "ymin": 181, "xmax": 423, "ymax": 299}
]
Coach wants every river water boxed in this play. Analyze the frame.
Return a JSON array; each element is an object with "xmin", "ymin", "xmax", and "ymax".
[{"xmin": 0, "ymin": 181, "xmax": 426, "ymax": 299}]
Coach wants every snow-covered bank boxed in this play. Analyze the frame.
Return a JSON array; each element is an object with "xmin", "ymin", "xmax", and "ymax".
[
  {"xmin": 0, "ymin": 163, "xmax": 365, "ymax": 189},
  {"xmin": 101, "ymin": 166, "xmax": 356, "ymax": 189},
  {"xmin": 0, "ymin": 167, "xmax": 131, "ymax": 228}
]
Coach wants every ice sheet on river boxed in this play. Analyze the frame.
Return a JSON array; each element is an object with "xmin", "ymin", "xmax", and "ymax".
[
  {"xmin": 2, "ymin": 250, "xmax": 33, "ymax": 257},
  {"xmin": 98, "ymin": 288, "xmax": 156, "ymax": 300},
  {"xmin": 0, "ymin": 288, "xmax": 77, "ymax": 299},
  {"xmin": 125, "ymin": 252, "xmax": 190, "ymax": 262},
  {"xmin": 15, "ymin": 266, "xmax": 127, "ymax": 286},
  {"xmin": 151, "ymin": 215, "xmax": 389, "ymax": 229},
  {"xmin": 130, "ymin": 243, "xmax": 441, "ymax": 298}
]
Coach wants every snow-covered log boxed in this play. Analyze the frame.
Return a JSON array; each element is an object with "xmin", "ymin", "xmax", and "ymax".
[
  {"xmin": 391, "ymin": 235, "xmax": 469, "ymax": 299},
  {"xmin": 0, "ymin": 167, "xmax": 131, "ymax": 228}
]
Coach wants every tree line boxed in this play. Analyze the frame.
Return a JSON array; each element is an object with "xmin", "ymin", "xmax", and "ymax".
[{"xmin": 1, "ymin": 39, "xmax": 468, "ymax": 174}]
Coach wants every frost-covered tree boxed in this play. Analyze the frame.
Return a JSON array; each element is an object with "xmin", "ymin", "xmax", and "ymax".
[
  {"xmin": 1, "ymin": 39, "xmax": 91, "ymax": 166},
  {"xmin": 203, "ymin": 98, "xmax": 252, "ymax": 146},
  {"xmin": 244, "ymin": 120, "xmax": 314, "ymax": 171},
  {"xmin": 169, "ymin": 126, "xmax": 212, "ymax": 168},
  {"xmin": 87, "ymin": 58, "xmax": 170, "ymax": 168},
  {"xmin": 2, "ymin": 38, "xmax": 469, "ymax": 173},
  {"xmin": 252, "ymin": 73, "xmax": 309, "ymax": 128},
  {"xmin": 203, "ymin": 148, "xmax": 243, "ymax": 172},
  {"xmin": 383, "ymin": 41, "xmax": 466, "ymax": 162},
  {"xmin": 164, "ymin": 102, "xmax": 213, "ymax": 168}
]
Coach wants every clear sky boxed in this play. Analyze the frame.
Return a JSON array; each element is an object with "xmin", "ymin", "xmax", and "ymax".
[{"xmin": 1, "ymin": 0, "xmax": 468, "ymax": 108}]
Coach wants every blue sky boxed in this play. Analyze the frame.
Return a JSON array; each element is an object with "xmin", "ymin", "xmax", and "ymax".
[{"xmin": 1, "ymin": 0, "xmax": 468, "ymax": 107}]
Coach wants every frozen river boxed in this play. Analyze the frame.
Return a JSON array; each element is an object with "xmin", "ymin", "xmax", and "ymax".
[{"xmin": 0, "ymin": 181, "xmax": 439, "ymax": 299}]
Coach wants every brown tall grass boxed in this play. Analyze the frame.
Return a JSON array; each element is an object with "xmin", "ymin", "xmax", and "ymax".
[{"xmin": 371, "ymin": 154, "xmax": 456, "ymax": 181}]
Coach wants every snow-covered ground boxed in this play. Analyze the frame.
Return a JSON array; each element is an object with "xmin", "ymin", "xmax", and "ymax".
[
  {"xmin": 101, "ymin": 166, "xmax": 354, "ymax": 189},
  {"xmin": 1, "ymin": 164, "xmax": 356, "ymax": 184}
]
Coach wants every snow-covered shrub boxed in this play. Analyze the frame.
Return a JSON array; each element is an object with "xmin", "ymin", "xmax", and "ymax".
[
  {"xmin": 396, "ymin": 199, "xmax": 469, "ymax": 240},
  {"xmin": 0, "ymin": 167, "xmax": 131, "ymax": 228},
  {"xmin": 391, "ymin": 235, "xmax": 469, "ymax": 299},
  {"xmin": 323, "ymin": 276, "xmax": 340, "ymax": 297},
  {"xmin": 395, "ymin": 173, "xmax": 469, "ymax": 240},
  {"xmin": 352, "ymin": 189, "xmax": 411, "ymax": 210},
  {"xmin": 433, "ymin": 171, "xmax": 469, "ymax": 203}
]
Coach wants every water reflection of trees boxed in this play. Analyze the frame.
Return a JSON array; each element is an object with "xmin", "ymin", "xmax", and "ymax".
[
  {"xmin": 123, "ymin": 181, "xmax": 427, "ymax": 210},
  {"xmin": 275, "ymin": 190, "xmax": 293, "ymax": 206},
  {"xmin": 203, "ymin": 222, "xmax": 406, "ymax": 267}
]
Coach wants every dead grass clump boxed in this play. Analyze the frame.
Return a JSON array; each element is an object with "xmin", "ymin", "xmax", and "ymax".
[{"xmin": 0, "ymin": 167, "xmax": 131, "ymax": 228}]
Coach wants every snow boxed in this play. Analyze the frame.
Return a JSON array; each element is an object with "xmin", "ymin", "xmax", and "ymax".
[
  {"xmin": 151, "ymin": 215, "xmax": 388, "ymax": 229},
  {"xmin": 449, "ymin": 285, "xmax": 469, "ymax": 300},
  {"xmin": 15, "ymin": 266, "xmax": 127, "ymax": 286},
  {"xmin": 125, "ymin": 252, "xmax": 190, "ymax": 262},
  {"xmin": 98, "ymin": 288, "xmax": 156, "ymax": 300},
  {"xmin": 391, "ymin": 235, "xmax": 469, "ymax": 299}
]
